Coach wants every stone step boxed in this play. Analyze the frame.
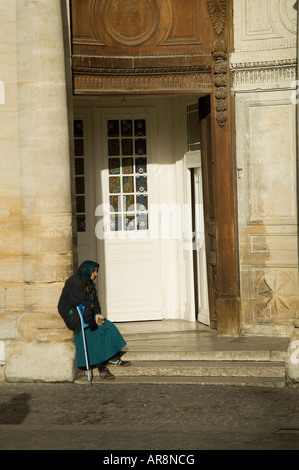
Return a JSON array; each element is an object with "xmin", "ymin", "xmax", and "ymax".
[
  {"xmin": 75, "ymin": 359, "xmax": 286, "ymax": 388},
  {"xmin": 108, "ymin": 360, "xmax": 286, "ymax": 378},
  {"xmin": 76, "ymin": 375, "xmax": 286, "ymax": 388},
  {"xmin": 123, "ymin": 350, "xmax": 286, "ymax": 362}
]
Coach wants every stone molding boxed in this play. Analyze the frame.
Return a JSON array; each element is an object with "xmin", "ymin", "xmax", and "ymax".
[{"xmin": 231, "ymin": 58, "xmax": 297, "ymax": 89}]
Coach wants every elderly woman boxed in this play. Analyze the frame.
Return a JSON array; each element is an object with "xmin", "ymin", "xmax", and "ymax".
[{"xmin": 58, "ymin": 260, "xmax": 130, "ymax": 380}]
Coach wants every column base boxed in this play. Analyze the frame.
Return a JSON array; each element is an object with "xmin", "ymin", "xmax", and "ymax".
[{"xmin": 4, "ymin": 341, "xmax": 79, "ymax": 383}]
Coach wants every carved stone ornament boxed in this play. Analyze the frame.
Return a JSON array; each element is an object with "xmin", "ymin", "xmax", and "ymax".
[
  {"xmin": 256, "ymin": 270, "xmax": 298, "ymax": 322},
  {"xmin": 207, "ymin": 0, "xmax": 227, "ymax": 35},
  {"xmin": 231, "ymin": 59, "xmax": 297, "ymax": 89},
  {"xmin": 211, "ymin": 38, "xmax": 228, "ymax": 127}
]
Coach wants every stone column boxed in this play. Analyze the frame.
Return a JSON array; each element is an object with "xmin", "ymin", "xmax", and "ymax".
[
  {"xmin": 5, "ymin": 0, "xmax": 76, "ymax": 382},
  {"xmin": 0, "ymin": 1, "xmax": 23, "ymax": 380}
]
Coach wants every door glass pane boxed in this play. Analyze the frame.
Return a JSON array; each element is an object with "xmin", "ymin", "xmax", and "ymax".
[
  {"xmin": 134, "ymin": 119, "xmax": 146, "ymax": 136},
  {"xmin": 122, "ymin": 157, "xmax": 133, "ymax": 174},
  {"xmin": 110, "ymin": 214, "xmax": 122, "ymax": 231},
  {"xmin": 135, "ymin": 139, "xmax": 146, "ymax": 155},
  {"xmin": 137, "ymin": 213, "xmax": 148, "ymax": 230},
  {"xmin": 124, "ymin": 214, "xmax": 135, "ymax": 231},
  {"xmin": 109, "ymin": 158, "xmax": 120, "ymax": 174},
  {"xmin": 124, "ymin": 195, "xmax": 134, "ymax": 212},
  {"xmin": 137, "ymin": 194, "xmax": 148, "ymax": 211},
  {"xmin": 136, "ymin": 175, "xmax": 147, "ymax": 193},
  {"xmin": 123, "ymin": 176, "xmax": 134, "ymax": 193},
  {"xmin": 108, "ymin": 139, "xmax": 120, "ymax": 156},
  {"xmin": 77, "ymin": 215, "xmax": 86, "ymax": 232},
  {"xmin": 110, "ymin": 195, "xmax": 121, "ymax": 212},
  {"xmin": 75, "ymin": 158, "xmax": 84, "ymax": 175},
  {"xmin": 74, "ymin": 119, "xmax": 86, "ymax": 232},
  {"xmin": 136, "ymin": 157, "xmax": 147, "ymax": 174},
  {"xmin": 109, "ymin": 177, "xmax": 121, "ymax": 193},
  {"xmin": 76, "ymin": 195, "xmax": 85, "ymax": 213},
  {"xmin": 107, "ymin": 117, "xmax": 149, "ymax": 232},
  {"xmin": 121, "ymin": 139, "xmax": 133, "ymax": 155},
  {"xmin": 76, "ymin": 176, "xmax": 85, "ymax": 194},
  {"xmin": 121, "ymin": 119, "xmax": 133, "ymax": 136},
  {"xmin": 74, "ymin": 139, "xmax": 84, "ymax": 156},
  {"xmin": 74, "ymin": 120, "xmax": 83, "ymax": 137},
  {"xmin": 107, "ymin": 120, "xmax": 119, "ymax": 137}
]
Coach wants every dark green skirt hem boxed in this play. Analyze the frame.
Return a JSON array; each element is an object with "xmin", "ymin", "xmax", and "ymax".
[{"xmin": 74, "ymin": 319, "xmax": 127, "ymax": 368}]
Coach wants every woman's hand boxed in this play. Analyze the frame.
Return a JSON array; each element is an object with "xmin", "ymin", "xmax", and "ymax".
[{"xmin": 96, "ymin": 314, "xmax": 105, "ymax": 326}]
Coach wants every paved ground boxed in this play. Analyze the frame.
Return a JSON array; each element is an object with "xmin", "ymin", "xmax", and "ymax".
[{"xmin": 0, "ymin": 381, "xmax": 298, "ymax": 453}]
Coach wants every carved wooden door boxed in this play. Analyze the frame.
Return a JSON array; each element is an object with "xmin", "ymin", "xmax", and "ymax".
[{"xmin": 198, "ymin": 95, "xmax": 217, "ymax": 329}]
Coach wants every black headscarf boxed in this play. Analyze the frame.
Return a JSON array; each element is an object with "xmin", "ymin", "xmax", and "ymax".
[{"xmin": 77, "ymin": 260, "xmax": 99, "ymax": 284}]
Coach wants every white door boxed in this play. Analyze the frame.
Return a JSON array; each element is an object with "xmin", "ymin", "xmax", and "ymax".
[
  {"xmin": 94, "ymin": 108, "xmax": 163, "ymax": 322},
  {"xmin": 193, "ymin": 166, "xmax": 210, "ymax": 326}
]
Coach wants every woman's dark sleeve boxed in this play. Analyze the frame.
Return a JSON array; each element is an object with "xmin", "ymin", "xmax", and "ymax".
[{"xmin": 61, "ymin": 277, "xmax": 95, "ymax": 324}]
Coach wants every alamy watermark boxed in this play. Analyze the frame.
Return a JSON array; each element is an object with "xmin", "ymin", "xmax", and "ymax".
[{"xmin": 95, "ymin": 203, "xmax": 205, "ymax": 251}]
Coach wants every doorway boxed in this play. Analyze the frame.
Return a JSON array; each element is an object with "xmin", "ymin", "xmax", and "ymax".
[
  {"xmin": 73, "ymin": 94, "xmax": 212, "ymax": 324},
  {"xmin": 94, "ymin": 106, "xmax": 163, "ymax": 322}
]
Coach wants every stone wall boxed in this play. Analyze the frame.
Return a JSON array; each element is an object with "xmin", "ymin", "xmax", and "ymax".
[
  {"xmin": 0, "ymin": 0, "xmax": 76, "ymax": 382},
  {"xmin": 231, "ymin": 0, "xmax": 298, "ymax": 335}
]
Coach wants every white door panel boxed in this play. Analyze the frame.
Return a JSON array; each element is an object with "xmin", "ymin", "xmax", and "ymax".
[
  {"xmin": 94, "ymin": 108, "xmax": 163, "ymax": 322},
  {"xmin": 105, "ymin": 241, "xmax": 162, "ymax": 321}
]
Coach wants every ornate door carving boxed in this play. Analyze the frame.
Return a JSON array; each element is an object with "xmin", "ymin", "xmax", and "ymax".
[{"xmin": 71, "ymin": 0, "xmax": 213, "ymax": 94}]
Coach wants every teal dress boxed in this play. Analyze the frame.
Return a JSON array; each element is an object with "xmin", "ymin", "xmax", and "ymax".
[
  {"xmin": 58, "ymin": 259, "xmax": 127, "ymax": 368},
  {"xmin": 74, "ymin": 318, "xmax": 127, "ymax": 368}
]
